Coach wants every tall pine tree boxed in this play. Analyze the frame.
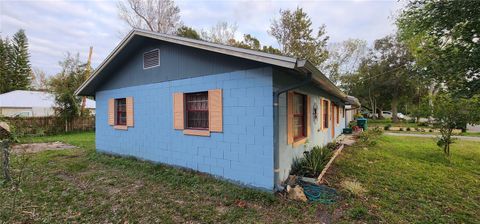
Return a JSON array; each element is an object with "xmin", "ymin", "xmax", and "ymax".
[
  {"xmin": 0, "ymin": 38, "xmax": 8, "ymax": 93},
  {"xmin": 0, "ymin": 29, "xmax": 32, "ymax": 93},
  {"xmin": 10, "ymin": 29, "xmax": 32, "ymax": 91}
]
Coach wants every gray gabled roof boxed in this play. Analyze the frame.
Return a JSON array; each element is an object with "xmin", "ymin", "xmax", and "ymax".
[{"xmin": 75, "ymin": 29, "xmax": 357, "ymax": 106}]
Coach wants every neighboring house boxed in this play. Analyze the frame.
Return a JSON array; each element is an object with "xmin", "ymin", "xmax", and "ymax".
[
  {"xmin": 467, "ymin": 124, "xmax": 480, "ymax": 133},
  {"xmin": 0, "ymin": 90, "xmax": 96, "ymax": 117},
  {"xmin": 75, "ymin": 29, "xmax": 360, "ymax": 190}
]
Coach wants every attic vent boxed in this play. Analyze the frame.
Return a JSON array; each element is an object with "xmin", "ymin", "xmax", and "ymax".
[{"xmin": 143, "ymin": 49, "xmax": 160, "ymax": 69}]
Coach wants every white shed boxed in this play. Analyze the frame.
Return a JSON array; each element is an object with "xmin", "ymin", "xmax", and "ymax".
[{"xmin": 0, "ymin": 90, "xmax": 95, "ymax": 117}]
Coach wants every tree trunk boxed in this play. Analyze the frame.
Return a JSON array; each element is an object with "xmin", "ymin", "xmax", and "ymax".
[
  {"xmin": 391, "ymin": 96, "xmax": 399, "ymax": 123},
  {"xmin": 1, "ymin": 141, "xmax": 11, "ymax": 182}
]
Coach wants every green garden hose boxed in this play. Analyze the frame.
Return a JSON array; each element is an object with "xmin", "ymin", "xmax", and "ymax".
[{"xmin": 300, "ymin": 181, "xmax": 337, "ymax": 204}]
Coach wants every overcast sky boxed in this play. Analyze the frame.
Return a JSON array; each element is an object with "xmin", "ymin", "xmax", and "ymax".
[{"xmin": 0, "ymin": 0, "xmax": 404, "ymax": 76}]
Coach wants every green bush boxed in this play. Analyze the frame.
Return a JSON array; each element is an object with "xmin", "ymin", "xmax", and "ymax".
[
  {"xmin": 325, "ymin": 142, "xmax": 340, "ymax": 151},
  {"xmin": 384, "ymin": 124, "xmax": 391, "ymax": 130},
  {"xmin": 418, "ymin": 122, "xmax": 429, "ymax": 127},
  {"xmin": 290, "ymin": 145, "xmax": 333, "ymax": 178},
  {"xmin": 358, "ymin": 127, "xmax": 383, "ymax": 146}
]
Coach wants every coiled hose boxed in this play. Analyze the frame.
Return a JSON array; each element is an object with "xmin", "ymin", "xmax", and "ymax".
[{"xmin": 299, "ymin": 181, "xmax": 337, "ymax": 204}]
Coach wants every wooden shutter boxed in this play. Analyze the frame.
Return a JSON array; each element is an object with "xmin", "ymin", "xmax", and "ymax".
[
  {"xmin": 208, "ymin": 89, "xmax": 223, "ymax": 132},
  {"xmin": 108, "ymin": 98, "xmax": 114, "ymax": 125},
  {"xmin": 173, "ymin": 92, "xmax": 184, "ymax": 130},
  {"xmin": 336, "ymin": 105, "xmax": 339, "ymax": 124},
  {"xmin": 126, "ymin": 97, "xmax": 134, "ymax": 127},
  {"xmin": 306, "ymin": 95, "xmax": 311, "ymax": 137},
  {"xmin": 287, "ymin": 91, "xmax": 294, "ymax": 144}
]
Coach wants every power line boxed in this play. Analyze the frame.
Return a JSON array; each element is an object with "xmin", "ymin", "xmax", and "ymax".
[{"xmin": 360, "ymin": 64, "xmax": 408, "ymax": 81}]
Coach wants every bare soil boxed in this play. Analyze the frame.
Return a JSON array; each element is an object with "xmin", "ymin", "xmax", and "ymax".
[{"xmin": 11, "ymin": 141, "xmax": 77, "ymax": 154}]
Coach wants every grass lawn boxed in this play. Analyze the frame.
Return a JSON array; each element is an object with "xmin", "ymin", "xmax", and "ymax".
[
  {"xmin": 1, "ymin": 132, "xmax": 320, "ymax": 223},
  {"xmin": 328, "ymin": 135, "xmax": 480, "ymax": 223},
  {"xmin": 1, "ymin": 132, "xmax": 479, "ymax": 223}
]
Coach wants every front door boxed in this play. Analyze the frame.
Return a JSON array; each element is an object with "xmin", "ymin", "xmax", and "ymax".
[{"xmin": 331, "ymin": 104, "xmax": 335, "ymax": 138}]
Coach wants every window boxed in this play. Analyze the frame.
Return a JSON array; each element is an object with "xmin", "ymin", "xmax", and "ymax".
[
  {"xmin": 323, "ymin": 100, "xmax": 329, "ymax": 129},
  {"xmin": 143, "ymin": 49, "xmax": 160, "ymax": 69},
  {"xmin": 185, "ymin": 92, "xmax": 209, "ymax": 129},
  {"xmin": 115, "ymin": 98, "xmax": 127, "ymax": 125},
  {"xmin": 293, "ymin": 93, "xmax": 307, "ymax": 140}
]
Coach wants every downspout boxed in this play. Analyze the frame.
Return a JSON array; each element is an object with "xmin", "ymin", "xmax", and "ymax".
[{"xmin": 273, "ymin": 72, "xmax": 312, "ymax": 191}]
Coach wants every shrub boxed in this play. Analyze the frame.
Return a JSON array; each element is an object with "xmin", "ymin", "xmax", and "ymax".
[
  {"xmin": 429, "ymin": 129, "xmax": 433, "ymax": 132},
  {"xmin": 384, "ymin": 124, "xmax": 391, "ymax": 130},
  {"xmin": 325, "ymin": 142, "xmax": 340, "ymax": 151},
  {"xmin": 349, "ymin": 205, "xmax": 368, "ymax": 220},
  {"xmin": 406, "ymin": 127, "xmax": 411, "ymax": 131},
  {"xmin": 399, "ymin": 127, "xmax": 404, "ymax": 131},
  {"xmin": 418, "ymin": 122, "xmax": 428, "ymax": 127},
  {"xmin": 358, "ymin": 127, "xmax": 383, "ymax": 146},
  {"xmin": 341, "ymin": 179, "xmax": 367, "ymax": 197},
  {"xmin": 290, "ymin": 145, "xmax": 333, "ymax": 178}
]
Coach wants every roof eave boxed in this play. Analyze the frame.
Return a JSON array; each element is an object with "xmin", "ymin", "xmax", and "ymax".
[
  {"xmin": 75, "ymin": 29, "xmax": 298, "ymax": 96},
  {"xmin": 295, "ymin": 60, "xmax": 348, "ymax": 102}
]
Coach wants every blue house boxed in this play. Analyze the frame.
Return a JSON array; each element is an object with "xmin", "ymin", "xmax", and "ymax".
[{"xmin": 75, "ymin": 29, "xmax": 360, "ymax": 190}]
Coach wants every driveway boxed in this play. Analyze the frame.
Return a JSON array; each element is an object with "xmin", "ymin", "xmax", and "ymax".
[{"xmin": 385, "ymin": 132, "xmax": 480, "ymax": 142}]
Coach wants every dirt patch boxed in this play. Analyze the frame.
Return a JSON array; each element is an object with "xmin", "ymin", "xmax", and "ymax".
[{"xmin": 12, "ymin": 141, "xmax": 77, "ymax": 154}]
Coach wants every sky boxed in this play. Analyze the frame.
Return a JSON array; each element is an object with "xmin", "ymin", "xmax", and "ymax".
[{"xmin": 0, "ymin": 0, "xmax": 405, "ymax": 76}]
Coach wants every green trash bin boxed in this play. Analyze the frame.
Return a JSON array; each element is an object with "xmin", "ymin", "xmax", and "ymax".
[{"xmin": 357, "ymin": 118, "xmax": 368, "ymax": 130}]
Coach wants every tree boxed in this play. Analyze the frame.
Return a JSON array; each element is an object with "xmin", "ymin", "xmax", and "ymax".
[
  {"xmin": 370, "ymin": 35, "xmax": 417, "ymax": 122},
  {"xmin": 427, "ymin": 93, "xmax": 480, "ymax": 156},
  {"xmin": 228, "ymin": 34, "xmax": 282, "ymax": 55},
  {"xmin": 10, "ymin": 30, "xmax": 32, "ymax": 90},
  {"xmin": 0, "ymin": 30, "xmax": 32, "ymax": 93},
  {"xmin": 30, "ymin": 68, "xmax": 48, "ymax": 90},
  {"xmin": 397, "ymin": 0, "xmax": 480, "ymax": 97},
  {"xmin": 0, "ymin": 38, "xmax": 9, "ymax": 93},
  {"xmin": 176, "ymin": 26, "xmax": 201, "ymax": 40},
  {"xmin": 269, "ymin": 7, "xmax": 329, "ymax": 67},
  {"xmin": 232, "ymin": 34, "xmax": 260, "ymax": 50},
  {"xmin": 323, "ymin": 39, "xmax": 368, "ymax": 85},
  {"xmin": 48, "ymin": 53, "xmax": 90, "ymax": 128},
  {"xmin": 118, "ymin": 0, "xmax": 182, "ymax": 34},
  {"xmin": 201, "ymin": 21, "xmax": 238, "ymax": 45}
]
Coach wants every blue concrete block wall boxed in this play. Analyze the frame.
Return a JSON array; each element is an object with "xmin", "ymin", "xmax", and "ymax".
[
  {"xmin": 273, "ymin": 69, "xmax": 347, "ymax": 184},
  {"xmin": 96, "ymin": 67, "xmax": 274, "ymax": 189}
]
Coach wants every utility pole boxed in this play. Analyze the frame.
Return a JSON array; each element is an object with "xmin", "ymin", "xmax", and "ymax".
[{"xmin": 81, "ymin": 46, "xmax": 93, "ymax": 114}]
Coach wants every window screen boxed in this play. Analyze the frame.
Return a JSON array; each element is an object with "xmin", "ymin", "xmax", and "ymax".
[
  {"xmin": 185, "ymin": 92, "xmax": 209, "ymax": 129},
  {"xmin": 115, "ymin": 98, "xmax": 127, "ymax": 125}
]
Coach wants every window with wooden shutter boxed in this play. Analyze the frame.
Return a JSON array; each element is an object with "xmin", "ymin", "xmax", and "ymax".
[
  {"xmin": 126, "ymin": 97, "xmax": 134, "ymax": 127},
  {"xmin": 208, "ymin": 89, "xmax": 223, "ymax": 132},
  {"xmin": 287, "ymin": 91, "xmax": 294, "ymax": 144},
  {"xmin": 336, "ymin": 105, "xmax": 340, "ymax": 125},
  {"xmin": 115, "ymin": 98, "xmax": 127, "ymax": 125},
  {"xmin": 173, "ymin": 92, "xmax": 185, "ymax": 130},
  {"xmin": 186, "ymin": 92, "xmax": 209, "ymax": 129},
  {"xmin": 173, "ymin": 89, "xmax": 223, "ymax": 136},
  {"xmin": 288, "ymin": 91, "xmax": 310, "ymax": 147},
  {"xmin": 322, "ymin": 99, "xmax": 329, "ymax": 129},
  {"xmin": 108, "ymin": 98, "xmax": 114, "ymax": 125}
]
